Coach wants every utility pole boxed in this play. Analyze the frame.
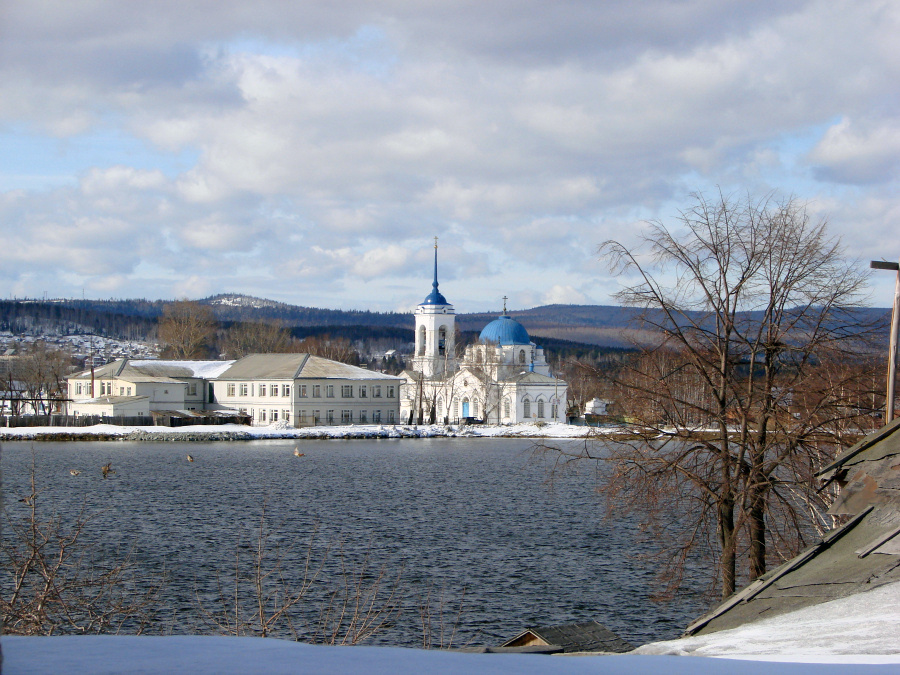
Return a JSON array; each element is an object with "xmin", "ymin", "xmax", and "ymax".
[{"xmin": 871, "ymin": 259, "xmax": 900, "ymax": 422}]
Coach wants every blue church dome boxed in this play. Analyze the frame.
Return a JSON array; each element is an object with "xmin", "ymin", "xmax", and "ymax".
[{"xmin": 479, "ymin": 315, "xmax": 531, "ymax": 346}]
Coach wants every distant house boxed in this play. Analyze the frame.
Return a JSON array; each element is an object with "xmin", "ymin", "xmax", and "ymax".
[
  {"xmin": 684, "ymin": 417, "xmax": 900, "ymax": 637},
  {"xmin": 66, "ymin": 359, "xmax": 234, "ymax": 418},
  {"xmin": 212, "ymin": 353, "xmax": 401, "ymax": 426}
]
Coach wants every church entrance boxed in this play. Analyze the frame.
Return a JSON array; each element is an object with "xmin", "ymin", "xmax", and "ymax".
[{"xmin": 462, "ymin": 399, "xmax": 470, "ymax": 418}]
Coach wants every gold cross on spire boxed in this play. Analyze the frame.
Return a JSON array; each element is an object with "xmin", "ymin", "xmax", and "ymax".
[
  {"xmin": 434, "ymin": 236, "xmax": 438, "ymax": 249},
  {"xmin": 502, "ymin": 295, "xmax": 508, "ymax": 314}
]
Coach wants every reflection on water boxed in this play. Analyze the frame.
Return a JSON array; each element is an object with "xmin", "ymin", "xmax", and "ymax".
[{"xmin": 1, "ymin": 438, "xmax": 707, "ymax": 647}]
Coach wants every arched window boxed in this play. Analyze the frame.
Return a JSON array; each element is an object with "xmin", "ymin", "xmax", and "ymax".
[
  {"xmin": 523, "ymin": 398, "xmax": 531, "ymax": 418},
  {"xmin": 473, "ymin": 399, "xmax": 479, "ymax": 417},
  {"xmin": 537, "ymin": 399, "xmax": 545, "ymax": 418},
  {"xmin": 438, "ymin": 326, "xmax": 447, "ymax": 356},
  {"xmin": 519, "ymin": 349, "xmax": 526, "ymax": 364},
  {"xmin": 475, "ymin": 350, "xmax": 482, "ymax": 364},
  {"xmin": 437, "ymin": 397, "xmax": 443, "ymax": 417},
  {"xmin": 418, "ymin": 325, "xmax": 426, "ymax": 356},
  {"xmin": 503, "ymin": 398, "xmax": 511, "ymax": 418}
]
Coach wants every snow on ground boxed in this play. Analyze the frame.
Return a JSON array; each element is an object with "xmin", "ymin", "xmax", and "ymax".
[
  {"xmin": 0, "ymin": 421, "xmax": 610, "ymax": 441},
  {"xmin": 4, "ymin": 583, "xmax": 900, "ymax": 674},
  {"xmin": 3, "ymin": 636, "xmax": 898, "ymax": 675},
  {"xmin": 634, "ymin": 580, "xmax": 900, "ymax": 662}
]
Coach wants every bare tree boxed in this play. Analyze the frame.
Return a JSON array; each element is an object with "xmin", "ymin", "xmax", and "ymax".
[
  {"xmin": 158, "ymin": 300, "xmax": 218, "ymax": 359},
  {"xmin": 1, "ymin": 466, "xmax": 163, "ymax": 634},
  {"xmin": 297, "ymin": 335, "xmax": 359, "ymax": 365},
  {"xmin": 571, "ymin": 192, "xmax": 871, "ymax": 599},
  {"xmin": 220, "ymin": 321, "xmax": 292, "ymax": 359}
]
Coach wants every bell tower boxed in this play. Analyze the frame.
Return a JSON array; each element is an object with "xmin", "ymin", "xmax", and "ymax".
[{"xmin": 413, "ymin": 238, "xmax": 456, "ymax": 378}]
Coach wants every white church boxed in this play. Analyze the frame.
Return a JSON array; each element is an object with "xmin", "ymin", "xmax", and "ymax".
[{"xmin": 400, "ymin": 243, "xmax": 568, "ymax": 425}]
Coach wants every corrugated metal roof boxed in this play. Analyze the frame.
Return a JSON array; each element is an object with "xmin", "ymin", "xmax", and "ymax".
[
  {"xmin": 218, "ymin": 353, "xmax": 402, "ymax": 381},
  {"xmin": 501, "ymin": 620, "xmax": 634, "ymax": 653}
]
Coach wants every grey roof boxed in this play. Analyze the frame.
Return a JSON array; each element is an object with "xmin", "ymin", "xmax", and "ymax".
[
  {"xmin": 501, "ymin": 620, "xmax": 634, "ymax": 653},
  {"xmin": 686, "ymin": 420, "xmax": 900, "ymax": 637},
  {"xmin": 502, "ymin": 370, "xmax": 566, "ymax": 385},
  {"xmin": 217, "ymin": 353, "xmax": 402, "ymax": 382},
  {"xmin": 76, "ymin": 395, "xmax": 149, "ymax": 405},
  {"xmin": 70, "ymin": 359, "xmax": 234, "ymax": 381}
]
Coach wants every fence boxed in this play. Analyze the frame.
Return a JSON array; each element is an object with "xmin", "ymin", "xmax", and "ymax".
[{"xmin": 1, "ymin": 414, "xmax": 249, "ymax": 428}]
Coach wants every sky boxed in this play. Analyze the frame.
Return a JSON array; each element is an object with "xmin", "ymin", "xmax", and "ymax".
[{"xmin": 1, "ymin": 1, "xmax": 899, "ymax": 313}]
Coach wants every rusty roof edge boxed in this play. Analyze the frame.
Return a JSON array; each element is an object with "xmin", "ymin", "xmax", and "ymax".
[
  {"xmin": 682, "ymin": 505, "xmax": 875, "ymax": 636},
  {"xmin": 817, "ymin": 417, "xmax": 900, "ymax": 479}
]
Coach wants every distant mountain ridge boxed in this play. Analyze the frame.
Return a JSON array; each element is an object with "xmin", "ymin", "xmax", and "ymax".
[{"xmin": 0, "ymin": 295, "xmax": 891, "ymax": 350}]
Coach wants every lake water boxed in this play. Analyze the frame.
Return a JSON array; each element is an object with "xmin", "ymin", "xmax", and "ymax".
[{"xmin": 1, "ymin": 438, "xmax": 707, "ymax": 647}]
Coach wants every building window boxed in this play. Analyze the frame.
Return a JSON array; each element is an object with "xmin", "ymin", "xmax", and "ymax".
[
  {"xmin": 282, "ymin": 385, "xmax": 290, "ymax": 397},
  {"xmin": 127, "ymin": 387, "xmax": 132, "ymax": 396},
  {"xmin": 326, "ymin": 385, "xmax": 334, "ymax": 398},
  {"xmin": 359, "ymin": 386, "xmax": 367, "ymax": 398},
  {"xmin": 387, "ymin": 410, "xmax": 395, "ymax": 423},
  {"xmin": 75, "ymin": 383, "xmax": 82, "ymax": 395},
  {"xmin": 259, "ymin": 384, "xmax": 267, "ymax": 397},
  {"xmin": 188, "ymin": 383, "xmax": 197, "ymax": 396},
  {"xmin": 473, "ymin": 399, "xmax": 479, "ymax": 417},
  {"xmin": 313, "ymin": 410, "xmax": 321, "ymax": 424},
  {"xmin": 271, "ymin": 409, "xmax": 278, "ymax": 421},
  {"xmin": 373, "ymin": 386, "xmax": 382, "ymax": 398},
  {"xmin": 283, "ymin": 410, "xmax": 290, "ymax": 422},
  {"xmin": 359, "ymin": 410, "xmax": 367, "ymax": 423},
  {"xmin": 341, "ymin": 410, "xmax": 351, "ymax": 424},
  {"xmin": 313, "ymin": 385, "xmax": 321, "ymax": 398},
  {"xmin": 454, "ymin": 401, "xmax": 459, "ymax": 419},
  {"xmin": 227, "ymin": 383, "xmax": 236, "ymax": 396},
  {"xmin": 341, "ymin": 385, "xmax": 353, "ymax": 398},
  {"xmin": 299, "ymin": 411, "xmax": 307, "ymax": 424},
  {"xmin": 438, "ymin": 326, "xmax": 447, "ymax": 356},
  {"xmin": 240, "ymin": 383, "xmax": 248, "ymax": 396},
  {"xmin": 523, "ymin": 399, "xmax": 531, "ymax": 418},
  {"xmin": 373, "ymin": 410, "xmax": 381, "ymax": 423},
  {"xmin": 537, "ymin": 400, "xmax": 545, "ymax": 418},
  {"xmin": 387, "ymin": 386, "xmax": 395, "ymax": 398},
  {"xmin": 437, "ymin": 398, "xmax": 443, "ymax": 418},
  {"xmin": 418, "ymin": 325, "xmax": 426, "ymax": 356},
  {"xmin": 260, "ymin": 409, "xmax": 267, "ymax": 422},
  {"xmin": 504, "ymin": 398, "xmax": 510, "ymax": 418},
  {"xmin": 327, "ymin": 410, "xmax": 335, "ymax": 424},
  {"xmin": 299, "ymin": 385, "xmax": 308, "ymax": 398}
]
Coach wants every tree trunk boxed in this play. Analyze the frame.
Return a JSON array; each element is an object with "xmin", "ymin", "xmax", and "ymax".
[
  {"xmin": 718, "ymin": 494, "xmax": 736, "ymax": 599},
  {"xmin": 748, "ymin": 483, "xmax": 767, "ymax": 581}
]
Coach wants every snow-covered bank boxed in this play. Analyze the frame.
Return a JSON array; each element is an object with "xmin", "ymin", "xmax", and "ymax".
[
  {"xmin": 3, "ymin": 636, "xmax": 898, "ymax": 675},
  {"xmin": 0, "ymin": 421, "xmax": 614, "ymax": 442}
]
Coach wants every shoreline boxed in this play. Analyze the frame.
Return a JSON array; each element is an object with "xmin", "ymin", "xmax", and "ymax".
[{"xmin": 0, "ymin": 421, "xmax": 612, "ymax": 442}]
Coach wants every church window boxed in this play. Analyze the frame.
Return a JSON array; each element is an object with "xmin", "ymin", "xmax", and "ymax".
[
  {"xmin": 473, "ymin": 399, "xmax": 479, "ymax": 417},
  {"xmin": 454, "ymin": 400, "xmax": 459, "ymax": 419},
  {"xmin": 418, "ymin": 326, "xmax": 426, "ymax": 356},
  {"xmin": 504, "ymin": 398, "xmax": 510, "ymax": 418},
  {"xmin": 551, "ymin": 403, "xmax": 558, "ymax": 419},
  {"xmin": 537, "ymin": 400, "xmax": 545, "ymax": 418},
  {"xmin": 519, "ymin": 349, "xmax": 526, "ymax": 364},
  {"xmin": 438, "ymin": 326, "xmax": 447, "ymax": 356},
  {"xmin": 523, "ymin": 399, "xmax": 531, "ymax": 418}
]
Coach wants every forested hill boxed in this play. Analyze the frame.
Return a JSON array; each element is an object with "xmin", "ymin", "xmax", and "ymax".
[{"xmin": 0, "ymin": 295, "xmax": 890, "ymax": 350}]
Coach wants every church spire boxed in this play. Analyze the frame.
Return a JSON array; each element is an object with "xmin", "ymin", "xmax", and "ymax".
[{"xmin": 420, "ymin": 236, "xmax": 448, "ymax": 306}]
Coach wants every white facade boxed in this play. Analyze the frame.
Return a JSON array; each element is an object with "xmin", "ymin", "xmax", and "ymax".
[{"xmin": 401, "ymin": 248, "xmax": 568, "ymax": 425}]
